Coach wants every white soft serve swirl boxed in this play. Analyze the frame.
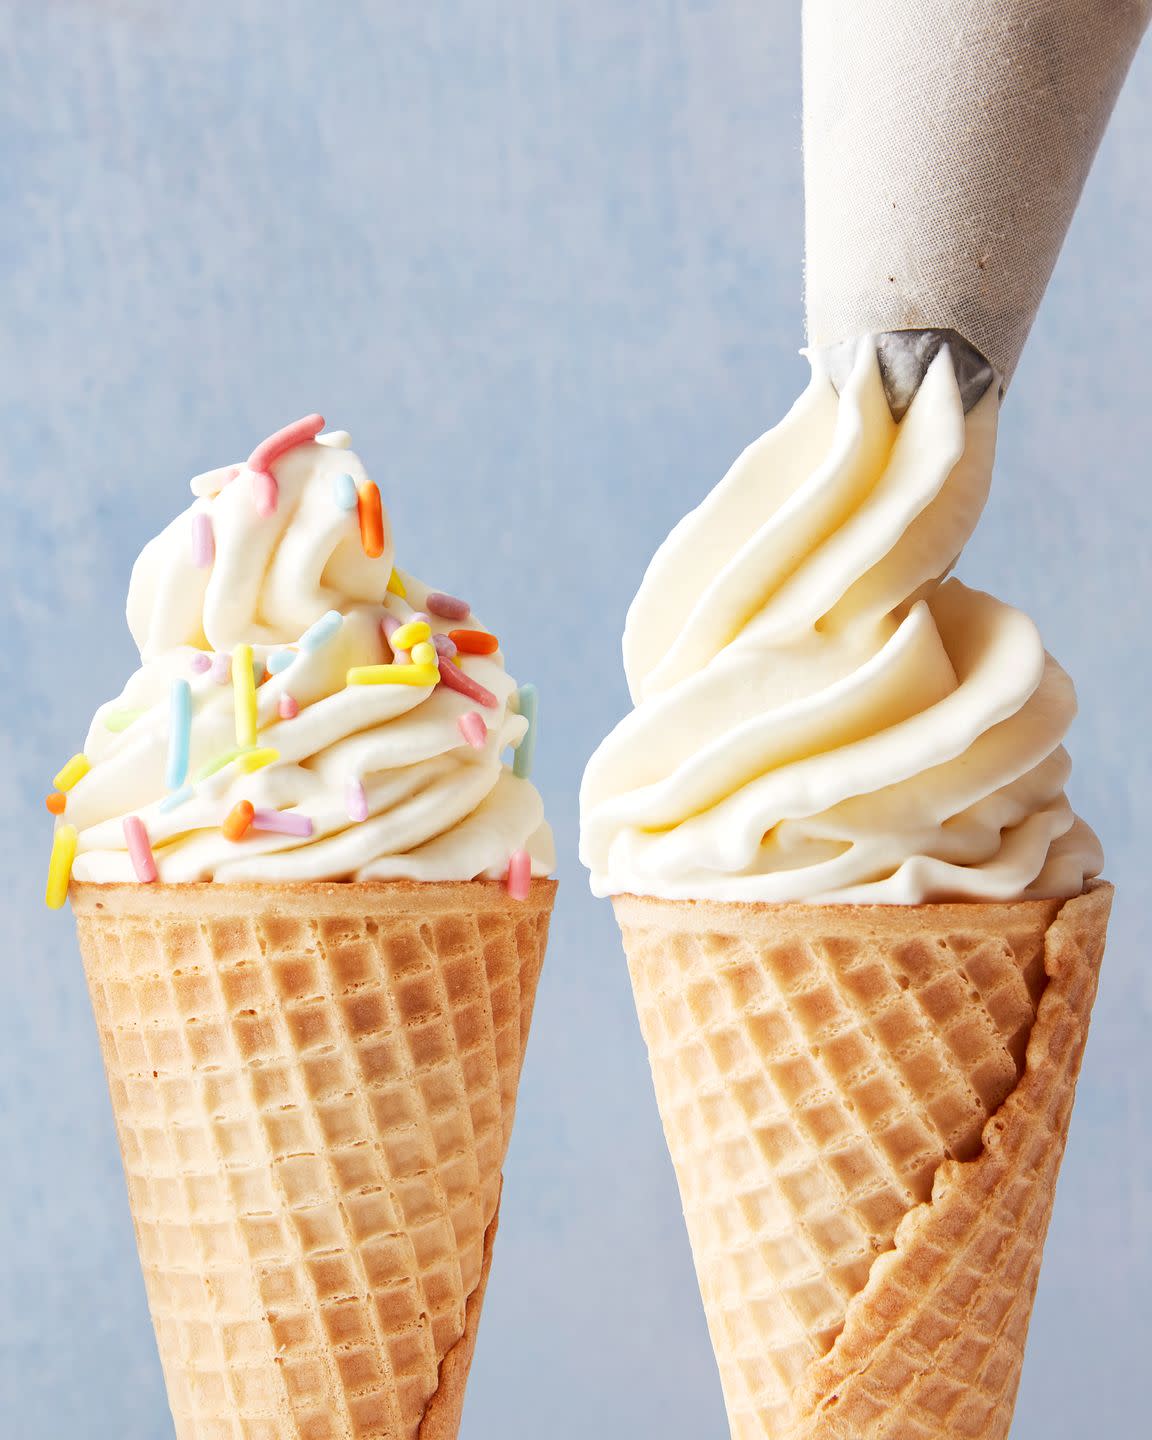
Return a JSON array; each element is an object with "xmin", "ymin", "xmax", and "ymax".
[
  {"xmin": 580, "ymin": 340, "xmax": 1100, "ymax": 903},
  {"xmin": 67, "ymin": 432, "xmax": 554, "ymax": 883}
]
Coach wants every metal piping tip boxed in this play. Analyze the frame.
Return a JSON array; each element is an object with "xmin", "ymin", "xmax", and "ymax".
[{"xmin": 817, "ymin": 328, "xmax": 1002, "ymax": 421}]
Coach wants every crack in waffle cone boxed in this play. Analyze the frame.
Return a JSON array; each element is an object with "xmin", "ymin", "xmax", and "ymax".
[
  {"xmin": 615, "ymin": 882, "xmax": 1111, "ymax": 1439},
  {"xmin": 72, "ymin": 878, "xmax": 556, "ymax": 1440}
]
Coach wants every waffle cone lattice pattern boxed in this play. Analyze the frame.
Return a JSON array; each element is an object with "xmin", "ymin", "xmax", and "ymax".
[
  {"xmin": 616, "ymin": 884, "xmax": 1111, "ymax": 1439},
  {"xmin": 73, "ymin": 879, "xmax": 555, "ymax": 1440}
]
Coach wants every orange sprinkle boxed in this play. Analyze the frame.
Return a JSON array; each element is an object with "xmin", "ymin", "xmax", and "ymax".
[
  {"xmin": 45, "ymin": 791, "xmax": 66, "ymax": 815},
  {"xmin": 450, "ymin": 628, "xmax": 499, "ymax": 655},
  {"xmin": 357, "ymin": 481, "xmax": 385, "ymax": 558},
  {"xmin": 222, "ymin": 800, "xmax": 256, "ymax": 842}
]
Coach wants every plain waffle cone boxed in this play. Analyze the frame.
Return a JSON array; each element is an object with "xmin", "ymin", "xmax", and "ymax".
[
  {"xmin": 72, "ymin": 877, "xmax": 556, "ymax": 1440},
  {"xmin": 615, "ymin": 882, "xmax": 1111, "ymax": 1440}
]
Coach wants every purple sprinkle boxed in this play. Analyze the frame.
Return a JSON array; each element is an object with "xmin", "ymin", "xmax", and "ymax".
[
  {"xmin": 427, "ymin": 591, "xmax": 469, "ymax": 621},
  {"xmin": 210, "ymin": 651, "xmax": 231, "ymax": 684},
  {"xmin": 346, "ymin": 777, "xmax": 368, "ymax": 822},
  {"xmin": 190, "ymin": 652, "xmax": 212, "ymax": 674},
  {"xmin": 251, "ymin": 808, "xmax": 314, "ymax": 837},
  {"xmin": 191, "ymin": 512, "xmax": 214, "ymax": 567},
  {"xmin": 432, "ymin": 633, "xmax": 457, "ymax": 661}
]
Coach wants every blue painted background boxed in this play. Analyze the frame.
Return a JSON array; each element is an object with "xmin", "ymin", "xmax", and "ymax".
[{"xmin": 2, "ymin": 3, "xmax": 1149, "ymax": 1435}]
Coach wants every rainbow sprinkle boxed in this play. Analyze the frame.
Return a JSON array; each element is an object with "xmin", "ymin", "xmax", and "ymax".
[
  {"xmin": 267, "ymin": 650, "xmax": 295, "ymax": 674},
  {"xmin": 195, "ymin": 747, "xmax": 244, "ymax": 781},
  {"xmin": 191, "ymin": 512, "xmax": 214, "ymax": 567},
  {"xmin": 234, "ymin": 747, "xmax": 279, "ymax": 774},
  {"xmin": 251, "ymin": 809, "xmax": 314, "ymax": 837},
  {"xmin": 104, "ymin": 709, "xmax": 143, "ymax": 733},
  {"xmin": 54, "ymin": 754, "xmax": 90, "ymax": 792},
  {"xmin": 123, "ymin": 815, "xmax": 158, "ymax": 883},
  {"xmin": 432, "ymin": 633, "xmax": 457, "ymax": 661},
  {"xmin": 333, "ymin": 472, "xmax": 358, "ymax": 510},
  {"xmin": 159, "ymin": 786, "xmax": 193, "ymax": 813},
  {"xmin": 506, "ymin": 849, "xmax": 531, "ymax": 901},
  {"xmin": 232, "ymin": 643, "xmax": 258, "ymax": 747},
  {"xmin": 391, "ymin": 619, "xmax": 431, "ymax": 651},
  {"xmin": 347, "ymin": 663, "xmax": 438, "ymax": 687},
  {"xmin": 450, "ymin": 628, "xmax": 498, "ymax": 655},
  {"xmin": 387, "ymin": 570, "xmax": 407, "ymax": 598},
  {"xmin": 299, "ymin": 611, "xmax": 343, "ymax": 652},
  {"xmin": 247, "ymin": 413, "xmax": 325, "ymax": 518},
  {"xmin": 223, "ymin": 800, "xmax": 255, "ymax": 841},
  {"xmin": 190, "ymin": 653, "xmax": 212, "ymax": 674},
  {"xmin": 45, "ymin": 824, "xmax": 78, "ymax": 909},
  {"xmin": 438, "ymin": 661, "xmax": 498, "ymax": 709},
  {"xmin": 166, "ymin": 678, "xmax": 192, "ymax": 790},
  {"xmin": 358, "ymin": 482, "xmax": 385, "ymax": 558},
  {"xmin": 458, "ymin": 712, "xmax": 487, "ymax": 750},
  {"xmin": 513, "ymin": 683, "xmax": 538, "ymax": 780},
  {"xmin": 211, "ymin": 651, "xmax": 231, "ymax": 685},
  {"xmin": 427, "ymin": 591, "xmax": 470, "ymax": 620},
  {"xmin": 45, "ymin": 792, "xmax": 66, "ymax": 815},
  {"xmin": 346, "ymin": 778, "xmax": 368, "ymax": 822},
  {"xmin": 278, "ymin": 692, "xmax": 299, "ymax": 720},
  {"xmin": 410, "ymin": 641, "xmax": 438, "ymax": 668}
]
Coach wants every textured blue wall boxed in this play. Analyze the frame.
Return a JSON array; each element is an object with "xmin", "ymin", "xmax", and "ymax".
[{"xmin": 1, "ymin": 3, "xmax": 1149, "ymax": 1436}]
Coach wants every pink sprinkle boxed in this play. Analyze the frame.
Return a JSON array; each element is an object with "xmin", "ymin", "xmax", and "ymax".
[
  {"xmin": 408, "ymin": 611, "xmax": 430, "ymax": 628},
  {"xmin": 252, "ymin": 470, "xmax": 279, "ymax": 518},
  {"xmin": 458, "ymin": 712, "xmax": 487, "ymax": 750},
  {"xmin": 432, "ymin": 633, "xmax": 457, "ymax": 660},
  {"xmin": 211, "ymin": 651, "xmax": 231, "ymax": 684},
  {"xmin": 427, "ymin": 592, "xmax": 470, "ymax": 621},
  {"xmin": 438, "ymin": 659, "xmax": 498, "ymax": 708},
  {"xmin": 278, "ymin": 692, "xmax": 299, "ymax": 720},
  {"xmin": 251, "ymin": 808, "xmax": 314, "ymax": 837},
  {"xmin": 123, "ymin": 815, "xmax": 158, "ymax": 883},
  {"xmin": 346, "ymin": 778, "xmax": 368, "ymax": 822},
  {"xmin": 248, "ymin": 413, "xmax": 326, "ymax": 473},
  {"xmin": 191, "ymin": 512, "xmax": 214, "ymax": 567},
  {"xmin": 190, "ymin": 653, "xmax": 212, "ymax": 674},
  {"xmin": 506, "ymin": 849, "xmax": 531, "ymax": 901},
  {"xmin": 381, "ymin": 613, "xmax": 409, "ymax": 663}
]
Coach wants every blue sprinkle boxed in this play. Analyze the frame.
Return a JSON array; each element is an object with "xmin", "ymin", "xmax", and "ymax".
[
  {"xmin": 333, "ymin": 472, "xmax": 358, "ymax": 510},
  {"xmin": 299, "ymin": 610, "xmax": 343, "ymax": 652},
  {"xmin": 512, "ymin": 683, "xmax": 538, "ymax": 780},
  {"xmin": 267, "ymin": 650, "xmax": 295, "ymax": 674},
  {"xmin": 166, "ymin": 678, "xmax": 192, "ymax": 790},
  {"xmin": 159, "ymin": 785, "xmax": 193, "ymax": 813}
]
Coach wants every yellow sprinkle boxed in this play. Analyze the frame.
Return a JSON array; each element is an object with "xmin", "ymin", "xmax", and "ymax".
[
  {"xmin": 45, "ymin": 824, "xmax": 78, "ymax": 909},
  {"xmin": 347, "ymin": 664, "xmax": 440, "ymax": 687},
  {"xmin": 391, "ymin": 620, "xmax": 431, "ymax": 650},
  {"xmin": 233, "ymin": 642, "xmax": 258, "ymax": 747},
  {"xmin": 234, "ymin": 747, "xmax": 280, "ymax": 773},
  {"xmin": 53, "ymin": 754, "xmax": 90, "ymax": 792},
  {"xmin": 410, "ymin": 641, "xmax": 438, "ymax": 667},
  {"xmin": 386, "ymin": 569, "xmax": 407, "ymax": 598}
]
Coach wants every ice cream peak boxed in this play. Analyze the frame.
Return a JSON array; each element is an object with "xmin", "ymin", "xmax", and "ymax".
[
  {"xmin": 580, "ymin": 338, "xmax": 1101, "ymax": 903},
  {"xmin": 45, "ymin": 417, "xmax": 553, "ymax": 901}
]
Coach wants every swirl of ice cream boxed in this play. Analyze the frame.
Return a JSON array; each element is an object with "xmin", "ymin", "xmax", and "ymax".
[
  {"xmin": 61, "ymin": 424, "xmax": 553, "ymax": 885},
  {"xmin": 580, "ymin": 338, "xmax": 1101, "ymax": 903}
]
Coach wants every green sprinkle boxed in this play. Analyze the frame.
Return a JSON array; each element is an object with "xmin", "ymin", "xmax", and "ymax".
[
  {"xmin": 194, "ymin": 746, "xmax": 245, "ymax": 781},
  {"xmin": 105, "ymin": 709, "xmax": 144, "ymax": 733}
]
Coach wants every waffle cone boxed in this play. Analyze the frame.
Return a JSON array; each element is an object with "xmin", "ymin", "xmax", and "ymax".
[
  {"xmin": 72, "ymin": 877, "xmax": 556, "ymax": 1440},
  {"xmin": 615, "ymin": 882, "xmax": 1111, "ymax": 1439}
]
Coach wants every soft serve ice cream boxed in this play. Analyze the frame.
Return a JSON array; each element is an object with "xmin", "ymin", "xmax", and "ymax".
[
  {"xmin": 45, "ymin": 416, "xmax": 552, "ymax": 899},
  {"xmin": 581, "ymin": 338, "xmax": 1100, "ymax": 903}
]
